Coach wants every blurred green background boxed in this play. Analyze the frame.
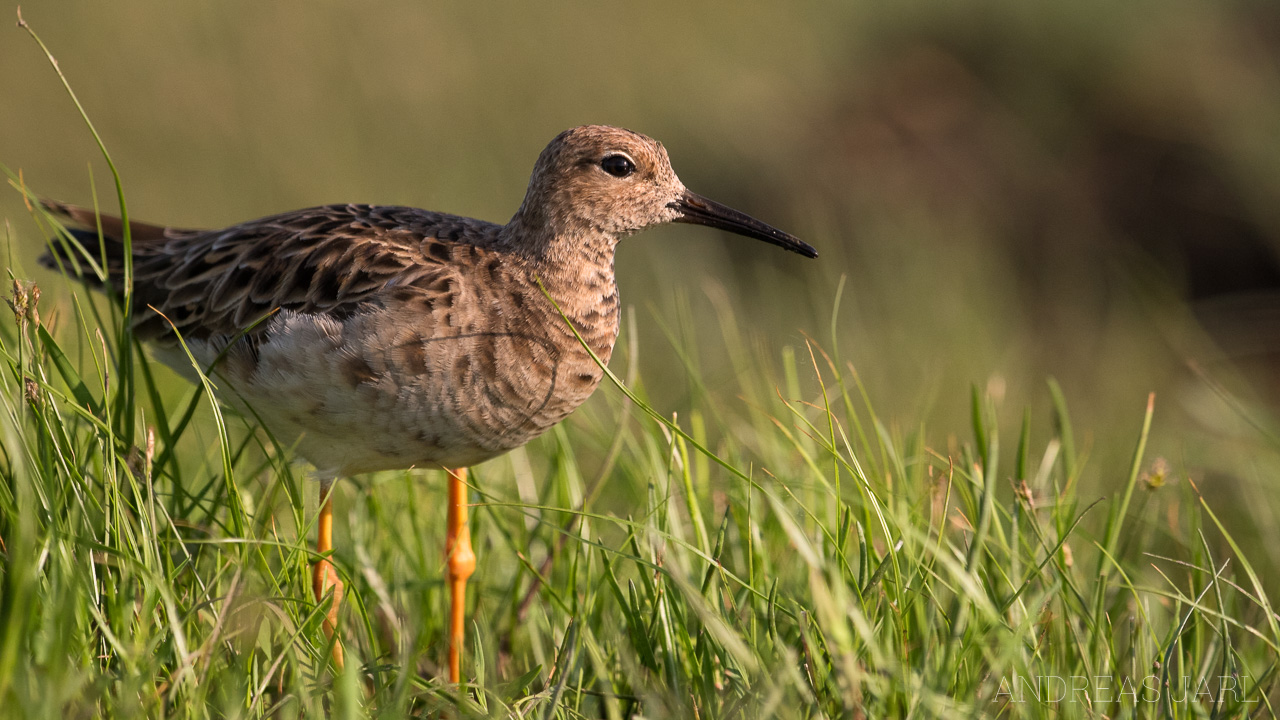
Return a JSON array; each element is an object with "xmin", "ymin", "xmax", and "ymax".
[{"xmin": 6, "ymin": 0, "xmax": 1280, "ymax": 538}]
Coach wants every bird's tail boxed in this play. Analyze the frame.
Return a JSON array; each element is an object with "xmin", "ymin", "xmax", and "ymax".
[{"xmin": 38, "ymin": 199, "xmax": 189, "ymax": 288}]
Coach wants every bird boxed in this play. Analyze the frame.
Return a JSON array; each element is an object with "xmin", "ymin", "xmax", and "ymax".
[{"xmin": 38, "ymin": 124, "xmax": 816, "ymax": 683}]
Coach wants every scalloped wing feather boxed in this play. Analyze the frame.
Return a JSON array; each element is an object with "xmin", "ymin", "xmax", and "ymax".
[{"xmin": 41, "ymin": 202, "xmax": 500, "ymax": 341}]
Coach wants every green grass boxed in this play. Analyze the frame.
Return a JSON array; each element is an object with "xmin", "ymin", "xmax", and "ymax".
[
  {"xmin": 5, "ymin": 16, "xmax": 1280, "ymax": 720},
  {"xmin": 6, "ymin": 239, "xmax": 1280, "ymax": 718}
]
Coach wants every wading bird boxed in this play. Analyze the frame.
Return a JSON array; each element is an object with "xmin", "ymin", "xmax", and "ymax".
[{"xmin": 41, "ymin": 125, "xmax": 815, "ymax": 682}]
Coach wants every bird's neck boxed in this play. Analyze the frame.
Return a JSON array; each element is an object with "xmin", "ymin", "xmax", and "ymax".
[
  {"xmin": 500, "ymin": 196, "xmax": 617, "ymax": 258},
  {"xmin": 499, "ymin": 213, "xmax": 621, "ymax": 361},
  {"xmin": 499, "ymin": 209, "xmax": 618, "ymax": 298}
]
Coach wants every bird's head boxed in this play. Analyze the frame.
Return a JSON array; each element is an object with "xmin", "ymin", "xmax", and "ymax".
[{"xmin": 510, "ymin": 125, "xmax": 816, "ymax": 259}]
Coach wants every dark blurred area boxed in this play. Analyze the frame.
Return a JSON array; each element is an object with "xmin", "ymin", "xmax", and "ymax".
[
  {"xmin": 777, "ymin": 2, "xmax": 1280, "ymax": 404},
  {"xmin": 6, "ymin": 0, "xmax": 1280, "ymax": 509}
]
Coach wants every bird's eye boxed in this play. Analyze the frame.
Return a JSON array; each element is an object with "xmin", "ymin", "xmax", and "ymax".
[{"xmin": 600, "ymin": 154, "xmax": 636, "ymax": 178}]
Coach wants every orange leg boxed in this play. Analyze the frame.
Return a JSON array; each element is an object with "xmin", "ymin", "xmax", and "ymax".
[
  {"xmin": 445, "ymin": 467, "xmax": 476, "ymax": 684},
  {"xmin": 313, "ymin": 479, "xmax": 346, "ymax": 671}
]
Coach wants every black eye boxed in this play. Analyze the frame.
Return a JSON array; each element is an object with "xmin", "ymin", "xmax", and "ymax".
[{"xmin": 600, "ymin": 154, "xmax": 636, "ymax": 178}]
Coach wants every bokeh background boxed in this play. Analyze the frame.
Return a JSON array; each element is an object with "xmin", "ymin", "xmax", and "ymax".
[{"xmin": 6, "ymin": 0, "xmax": 1280, "ymax": 554}]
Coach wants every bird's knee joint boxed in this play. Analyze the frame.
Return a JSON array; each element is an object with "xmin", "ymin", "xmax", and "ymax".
[
  {"xmin": 448, "ymin": 545, "xmax": 476, "ymax": 582},
  {"xmin": 313, "ymin": 558, "xmax": 344, "ymax": 598}
]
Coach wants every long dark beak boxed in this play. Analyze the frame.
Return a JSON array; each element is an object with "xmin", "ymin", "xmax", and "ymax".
[{"xmin": 669, "ymin": 191, "xmax": 817, "ymax": 258}]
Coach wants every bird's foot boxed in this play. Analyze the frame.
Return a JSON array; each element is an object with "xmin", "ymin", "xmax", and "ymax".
[{"xmin": 313, "ymin": 554, "xmax": 346, "ymax": 670}]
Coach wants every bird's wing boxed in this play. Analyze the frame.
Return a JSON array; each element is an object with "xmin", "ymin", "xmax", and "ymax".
[{"xmin": 41, "ymin": 202, "xmax": 501, "ymax": 341}]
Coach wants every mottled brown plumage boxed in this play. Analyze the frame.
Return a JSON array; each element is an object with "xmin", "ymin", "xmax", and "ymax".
[{"xmin": 41, "ymin": 125, "xmax": 814, "ymax": 478}]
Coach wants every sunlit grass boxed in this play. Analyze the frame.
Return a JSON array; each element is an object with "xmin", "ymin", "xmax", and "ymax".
[{"xmin": 5, "ymin": 233, "xmax": 1280, "ymax": 717}]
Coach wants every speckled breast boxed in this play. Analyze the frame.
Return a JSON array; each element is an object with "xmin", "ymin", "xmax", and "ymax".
[{"xmin": 190, "ymin": 285, "xmax": 618, "ymax": 478}]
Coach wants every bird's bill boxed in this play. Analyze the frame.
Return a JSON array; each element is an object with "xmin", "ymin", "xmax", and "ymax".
[{"xmin": 669, "ymin": 191, "xmax": 817, "ymax": 258}]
